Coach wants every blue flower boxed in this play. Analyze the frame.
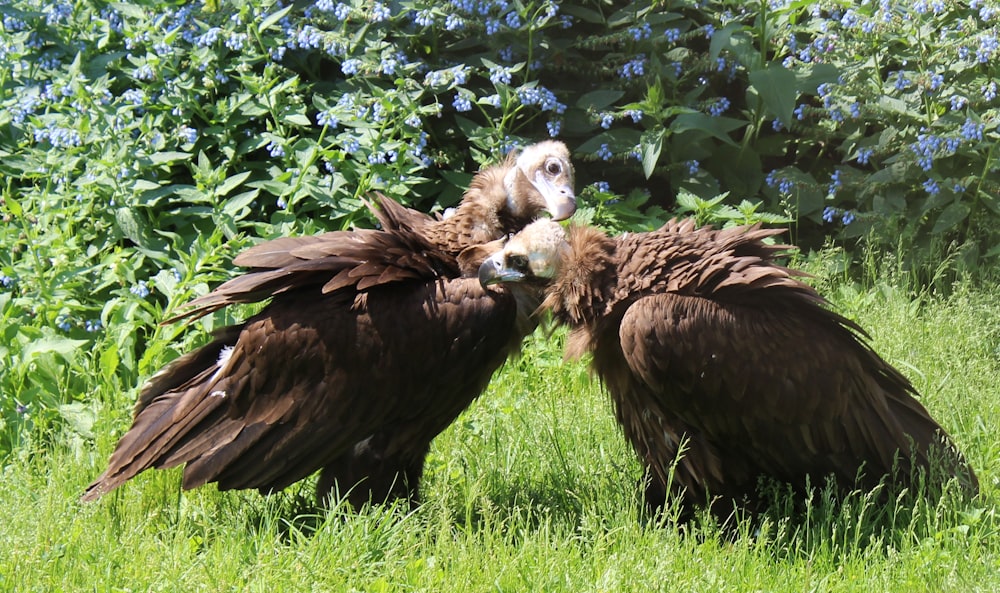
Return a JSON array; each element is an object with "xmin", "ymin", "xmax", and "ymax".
[
  {"xmin": 379, "ymin": 56, "xmax": 398, "ymax": 75},
  {"xmin": 197, "ymin": 27, "xmax": 221, "ymax": 47},
  {"xmin": 708, "ymin": 97, "xmax": 730, "ymax": 117},
  {"xmin": 922, "ymin": 178, "xmax": 940, "ymax": 195},
  {"xmin": 226, "ymin": 32, "xmax": 248, "ymax": 52},
  {"xmin": 596, "ymin": 143, "xmax": 613, "ymax": 161},
  {"xmin": 982, "ymin": 81, "xmax": 997, "ymax": 101},
  {"xmin": 341, "ymin": 58, "xmax": 361, "ymax": 75},
  {"xmin": 600, "ymin": 113, "xmax": 614, "ymax": 129},
  {"xmin": 122, "ymin": 88, "xmax": 146, "ymax": 105},
  {"xmin": 0, "ymin": 273, "xmax": 14, "ymax": 288},
  {"xmin": 445, "ymin": 14, "xmax": 464, "ymax": 31},
  {"xmin": 910, "ymin": 132, "xmax": 941, "ymax": 171},
  {"xmin": 516, "ymin": 85, "xmax": 564, "ymax": 113},
  {"xmin": 976, "ymin": 34, "xmax": 998, "ymax": 63},
  {"xmin": 489, "ymin": 65, "xmax": 512, "ymax": 85},
  {"xmin": 841, "ymin": 211, "xmax": 855, "ymax": 225},
  {"xmin": 953, "ymin": 183, "xmax": 966, "ymax": 193},
  {"xmin": 624, "ymin": 109, "xmax": 642, "ymax": 123},
  {"xmin": 592, "ymin": 181, "xmax": 610, "ymax": 193},
  {"xmin": 629, "ymin": 23, "xmax": 652, "ymax": 41},
  {"xmin": 857, "ymin": 147, "xmax": 874, "ymax": 165},
  {"xmin": 56, "ymin": 315, "xmax": 72, "ymax": 332},
  {"xmin": 664, "ymin": 28, "xmax": 680, "ymax": 43},
  {"xmin": 412, "ymin": 9, "xmax": 435, "ymax": 26},
  {"xmin": 950, "ymin": 95, "xmax": 967, "ymax": 111},
  {"xmin": 505, "ymin": 11, "xmax": 521, "ymax": 28},
  {"xmin": 333, "ymin": 2, "xmax": 351, "ymax": 20},
  {"xmin": 485, "ymin": 18, "xmax": 500, "ymax": 35},
  {"xmin": 85, "ymin": 319, "xmax": 103, "ymax": 333},
  {"xmin": 828, "ymin": 169, "xmax": 842, "ymax": 195},
  {"xmin": 267, "ymin": 141, "xmax": 286, "ymax": 158},
  {"xmin": 619, "ymin": 55, "xmax": 647, "ymax": 80},
  {"xmin": 928, "ymin": 72, "xmax": 944, "ymax": 92},
  {"xmin": 317, "ymin": 110, "xmax": 339, "ymax": 128},
  {"xmin": 453, "ymin": 93, "xmax": 472, "ymax": 112},
  {"xmin": 686, "ymin": 160, "xmax": 699, "ymax": 176},
  {"xmin": 960, "ymin": 118, "xmax": 984, "ymax": 142},
  {"xmin": 276, "ymin": 197, "xmax": 288, "ymax": 209},
  {"xmin": 822, "ymin": 206, "xmax": 836, "ymax": 223},
  {"xmin": 370, "ymin": 2, "xmax": 391, "ymax": 21},
  {"xmin": 892, "ymin": 71, "xmax": 912, "ymax": 91},
  {"xmin": 546, "ymin": 120, "xmax": 562, "ymax": 137},
  {"xmin": 130, "ymin": 280, "xmax": 151, "ymax": 298},
  {"xmin": 135, "ymin": 64, "xmax": 155, "ymax": 81},
  {"xmin": 178, "ymin": 126, "xmax": 198, "ymax": 144},
  {"xmin": 704, "ymin": 24, "xmax": 715, "ymax": 39}
]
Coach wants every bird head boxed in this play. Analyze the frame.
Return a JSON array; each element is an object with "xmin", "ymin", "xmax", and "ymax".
[
  {"xmin": 479, "ymin": 219, "xmax": 568, "ymax": 287},
  {"xmin": 503, "ymin": 141, "xmax": 576, "ymax": 221}
]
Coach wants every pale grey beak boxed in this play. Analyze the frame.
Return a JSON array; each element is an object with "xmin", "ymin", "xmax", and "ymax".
[
  {"xmin": 532, "ymin": 170, "xmax": 576, "ymax": 221},
  {"xmin": 478, "ymin": 254, "xmax": 524, "ymax": 287}
]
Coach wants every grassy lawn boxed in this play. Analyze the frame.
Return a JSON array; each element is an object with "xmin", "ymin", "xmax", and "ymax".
[{"xmin": 2, "ymin": 277, "xmax": 998, "ymax": 592}]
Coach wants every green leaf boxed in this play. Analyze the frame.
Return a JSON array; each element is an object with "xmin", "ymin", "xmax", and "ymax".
[
  {"xmin": 749, "ymin": 65, "xmax": 799, "ymax": 126},
  {"xmin": 794, "ymin": 63, "xmax": 841, "ymax": 94},
  {"xmin": 99, "ymin": 344, "xmax": 120, "ymax": 382},
  {"xmin": 640, "ymin": 131, "xmax": 664, "ymax": 179},
  {"xmin": 670, "ymin": 114, "xmax": 746, "ymax": 146},
  {"xmin": 57, "ymin": 402, "xmax": 96, "ymax": 438},
  {"xmin": 561, "ymin": 4, "xmax": 606, "ymax": 24},
  {"xmin": 222, "ymin": 189, "xmax": 260, "ymax": 218},
  {"xmin": 149, "ymin": 151, "xmax": 193, "ymax": 165},
  {"xmin": 577, "ymin": 90, "xmax": 625, "ymax": 111},
  {"xmin": 21, "ymin": 336, "xmax": 88, "ymax": 363},
  {"xmin": 932, "ymin": 202, "xmax": 970, "ymax": 234},
  {"xmin": 258, "ymin": 4, "xmax": 293, "ymax": 32},
  {"xmin": 215, "ymin": 171, "xmax": 252, "ymax": 198},
  {"xmin": 577, "ymin": 130, "xmax": 642, "ymax": 154},
  {"xmin": 4, "ymin": 193, "xmax": 22, "ymax": 217},
  {"xmin": 283, "ymin": 113, "xmax": 312, "ymax": 127}
]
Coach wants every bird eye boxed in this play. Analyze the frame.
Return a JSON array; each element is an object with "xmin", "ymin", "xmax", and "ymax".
[
  {"xmin": 508, "ymin": 254, "xmax": 529, "ymax": 271},
  {"xmin": 545, "ymin": 159, "xmax": 562, "ymax": 176}
]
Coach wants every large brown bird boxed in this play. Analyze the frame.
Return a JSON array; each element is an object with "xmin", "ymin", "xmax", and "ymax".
[
  {"xmin": 479, "ymin": 219, "xmax": 978, "ymax": 518},
  {"xmin": 82, "ymin": 141, "xmax": 575, "ymax": 507}
]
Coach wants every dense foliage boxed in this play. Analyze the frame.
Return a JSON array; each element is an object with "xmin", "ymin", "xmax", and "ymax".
[{"xmin": 1, "ymin": 0, "xmax": 998, "ymax": 458}]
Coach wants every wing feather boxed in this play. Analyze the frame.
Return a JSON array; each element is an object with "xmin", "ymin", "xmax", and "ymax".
[{"xmin": 615, "ymin": 290, "xmax": 967, "ymax": 496}]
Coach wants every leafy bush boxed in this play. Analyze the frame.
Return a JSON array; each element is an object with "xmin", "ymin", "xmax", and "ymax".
[{"xmin": 1, "ymin": 0, "xmax": 998, "ymax": 454}]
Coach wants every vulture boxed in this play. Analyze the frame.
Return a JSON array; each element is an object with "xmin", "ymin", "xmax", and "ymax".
[
  {"xmin": 82, "ymin": 140, "xmax": 575, "ymax": 507},
  {"xmin": 479, "ymin": 219, "xmax": 978, "ymax": 518}
]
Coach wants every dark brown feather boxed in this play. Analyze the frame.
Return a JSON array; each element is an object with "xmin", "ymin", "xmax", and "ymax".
[
  {"xmin": 83, "ymin": 141, "xmax": 575, "ymax": 507},
  {"xmin": 487, "ymin": 219, "xmax": 977, "ymax": 518}
]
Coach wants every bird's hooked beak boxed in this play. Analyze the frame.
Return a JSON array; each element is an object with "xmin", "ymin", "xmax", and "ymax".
[
  {"xmin": 478, "ymin": 253, "xmax": 523, "ymax": 287},
  {"xmin": 531, "ymin": 170, "xmax": 576, "ymax": 221}
]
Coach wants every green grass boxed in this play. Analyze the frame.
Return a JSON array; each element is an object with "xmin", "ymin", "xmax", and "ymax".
[{"xmin": 2, "ymin": 279, "xmax": 999, "ymax": 592}]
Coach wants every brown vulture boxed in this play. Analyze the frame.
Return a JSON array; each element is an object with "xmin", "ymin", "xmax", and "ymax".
[
  {"xmin": 82, "ymin": 141, "xmax": 575, "ymax": 507},
  {"xmin": 479, "ymin": 219, "xmax": 978, "ymax": 518}
]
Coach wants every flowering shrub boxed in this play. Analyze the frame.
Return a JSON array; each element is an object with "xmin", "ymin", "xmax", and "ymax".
[
  {"xmin": 549, "ymin": 0, "xmax": 1000, "ymax": 272},
  {"xmin": 0, "ymin": 0, "xmax": 997, "ymax": 453}
]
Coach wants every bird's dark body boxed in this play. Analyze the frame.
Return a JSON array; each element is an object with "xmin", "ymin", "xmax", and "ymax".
[
  {"xmin": 83, "ymin": 141, "xmax": 574, "ymax": 506},
  {"xmin": 483, "ymin": 219, "xmax": 978, "ymax": 518}
]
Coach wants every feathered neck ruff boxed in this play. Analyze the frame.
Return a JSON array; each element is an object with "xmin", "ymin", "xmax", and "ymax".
[
  {"xmin": 543, "ymin": 224, "xmax": 618, "ymax": 327},
  {"xmin": 433, "ymin": 157, "xmax": 522, "ymax": 253}
]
